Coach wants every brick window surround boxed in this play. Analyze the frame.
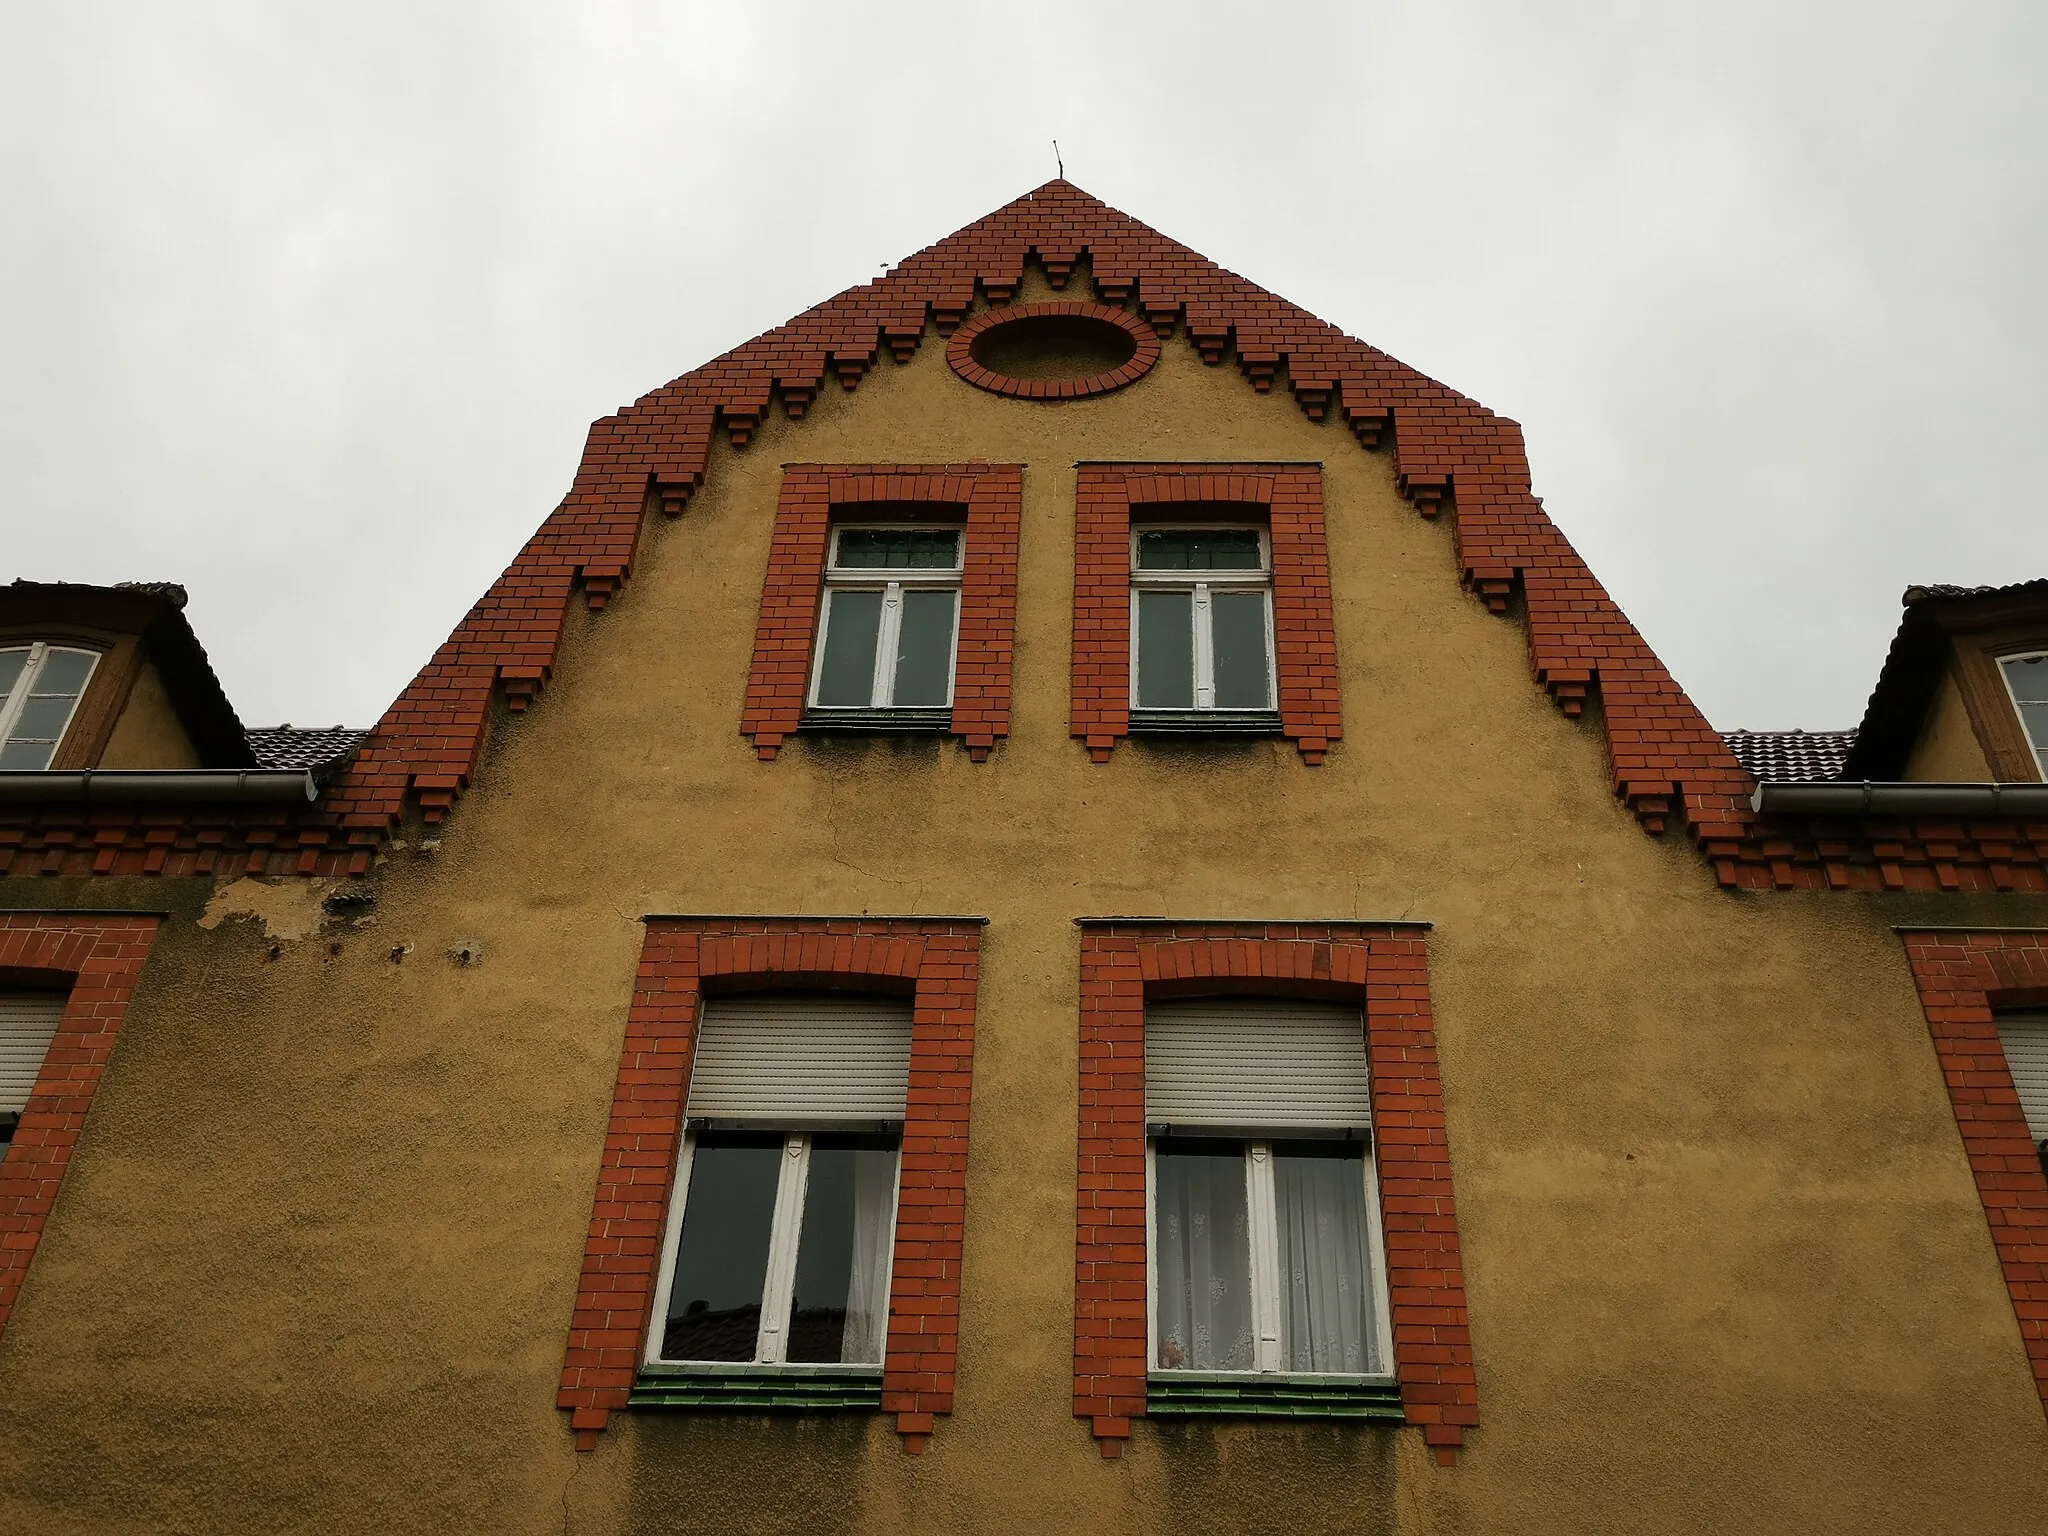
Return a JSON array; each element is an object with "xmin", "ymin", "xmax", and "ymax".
[
  {"xmin": 1898, "ymin": 928, "xmax": 2048, "ymax": 1416},
  {"xmin": 558, "ymin": 916, "xmax": 981, "ymax": 1454},
  {"xmin": 0, "ymin": 912, "xmax": 161, "ymax": 1342},
  {"xmin": 741, "ymin": 465, "xmax": 1022, "ymax": 762},
  {"xmin": 1070, "ymin": 464, "xmax": 1341, "ymax": 764},
  {"xmin": 1074, "ymin": 920, "xmax": 1477, "ymax": 1461}
]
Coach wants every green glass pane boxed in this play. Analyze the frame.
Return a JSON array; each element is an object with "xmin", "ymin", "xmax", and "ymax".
[
  {"xmin": 32, "ymin": 649, "xmax": 95, "ymax": 697},
  {"xmin": 1136, "ymin": 529, "xmax": 1262, "ymax": 571},
  {"xmin": 1211, "ymin": 590, "xmax": 1272, "ymax": 709},
  {"xmin": 2004, "ymin": 654, "xmax": 2048, "ymax": 705},
  {"xmin": 662, "ymin": 1133, "xmax": 783, "ymax": 1362},
  {"xmin": 835, "ymin": 529, "xmax": 960, "ymax": 570},
  {"xmin": 891, "ymin": 589, "xmax": 956, "ymax": 707},
  {"xmin": 0, "ymin": 650, "xmax": 27, "ymax": 701},
  {"xmin": 816, "ymin": 590, "xmax": 883, "ymax": 707},
  {"xmin": 1137, "ymin": 590, "xmax": 1195, "ymax": 708}
]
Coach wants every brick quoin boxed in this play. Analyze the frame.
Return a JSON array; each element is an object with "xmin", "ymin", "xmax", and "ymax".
[
  {"xmin": 0, "ymin": 912, "xmax": 161, "ymax": 1342},
  {"xmin": 1069, "ymin": 464, "xmax": 1340, "ymax": 764},
  {"xmin": 1073, "ymin": 921, "xmax": 1477, "ymax": 1462},
  {"xmin": 557, "ymin": 916, "xmax": 981, "ymax": 1453},
  {"xmin": 740, "ymin": 465, "xmax": 1021, "ymax": 761},
  {"xmin": 1899, "ymin": 929, "xmax": 2048, "ymax": 1418}
]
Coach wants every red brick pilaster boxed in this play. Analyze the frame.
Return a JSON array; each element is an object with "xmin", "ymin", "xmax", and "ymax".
[
  {"xmin": 1074, "ymin": 921, "xmax": 1475, "ymax": 1459},
  {"xmin": 740, "ymin": 466, "xmax": 1022, "ymax": 761},
  {"xmin": 1069, "ymin": 465, "xmax": 1341, "ymax": 764},
  {"xmin": 557, "ymin": 916, "xmax": 981, "ymax": 1452},
  {"xmin": 1899, "ymin": 929, "xmax": 2048, "ymax": 1416},
  {"xmin": 0, "ymin": 912, "xmax": 161, "ymax": 1340}
]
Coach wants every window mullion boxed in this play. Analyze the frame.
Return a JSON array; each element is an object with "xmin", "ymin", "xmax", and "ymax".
[
  {"xmin": 872, "ymin": 582, "xmax": 903, "ymax": 707},
  {"xmin": 0, "ymin": 644, "xmax": 46, "ymax": 744},
  {"xmin": 643, "ymin": 1132, "xmax": 700, "ymax": 1365},
  {"xmin": 756, "ymin": 1132, "xmax": 811, "ymax": 1364},
  {"xmin": 1247, "ymin": 1141, "xmax": 1283, "ymax": 1372},
  {"xmin": 1193, "ymin": 583, "xmax": 1214, "ymax": 710},
  {"xmin": 1360, "ymin": 1141, "xmax": 1397, "ymax": 1377}
]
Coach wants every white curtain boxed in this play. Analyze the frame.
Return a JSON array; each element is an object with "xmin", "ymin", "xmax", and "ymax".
[
  {"xmin": 1153, "ymin": 1150, "xmax": 1254, "ymax": 1371},
  {"xmin": 840, "ymin": 1145, "xmax": 898, "ymax": 1364},
  {"xmin": 1274, "ymin": 1149, "xmax": 1377, "ymax": 1373}
]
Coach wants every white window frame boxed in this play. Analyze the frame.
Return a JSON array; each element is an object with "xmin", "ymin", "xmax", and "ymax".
[
  {"xmin": 1144, "ymin": 1132, "xmax": 1397, "ymax": 1381},
  {"xmin": 644, "ymin": 1127, "xmax": 903, "ymax": 1369},
  {"xmin": 0, "ymin": 643, "xmax": 100, "ymax": 767},
  {"xmin": 1997, "ymin": 649, "xmax": 2048, "ymax": 777},
  {"xmin": 1126, "ymin": 525, "xmax": 1277, "ymax": 712},
  {"xmin": 807, "ymin": 524, "xmax": 965, "ymax": 712}
]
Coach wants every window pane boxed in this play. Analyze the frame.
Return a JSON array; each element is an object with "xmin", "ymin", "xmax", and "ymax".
[
  {"xmin": 661, "ymin": 1133, "xmax": 784, "ymax": 1361},
  {"xmin": 32, "ymin": 649, "xmax": 95, "ymax": 697},
  {"xmin": 1136, "ymin": 529, "xmax": 1263, "ymax": 571},
  {"xmin": 0, "ymin": 650, "xmax": 27, "ymax": 701},
  {"xmin": 1136, "ymin": 589, "xmax": 1195, "ymax": 709},
  {"xmin": 891, "ymin": 589, "xmax": 956, "ymax": 708},
  {"xmin": 1154, "ymin": 1140, "xmax": 1255, "ymax": 1371},
  {"xmin": 1273, "ymin": 1142, "xmax": 1380, "ymax": 1375},
  {"xmin": 2020, "ymin": 700, "xmax": 2048, "ymax": 749},
  {"xmin": 1211, "ymin": 590, "xmax": 1273, "ymax": 709},
  {"xmin": 815, "ymin": 589, "xmax": 884, "ymax": 707},
  {"xmin": 787, "ymin": 1133, "xmax": 899, "ymax": 1364},
  {"xmin": 2004, "ymin": 654, "xmax": 2048, "ymax": 706},
  {"xmin": 0, "ymin": 739, "xmax": 57, "ymax": 771},
  {"xmin": 10, "ymin": 697, "xmax": 78, "ymax": 743},
  {"xmin": 835, "ymin": 529, "xmax": 960, "ymax": 570}
]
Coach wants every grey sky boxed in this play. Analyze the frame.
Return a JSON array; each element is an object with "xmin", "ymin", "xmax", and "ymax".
[{"xmin": 4, "ymin": 2, "xmax": 2044, "ymax": 734}]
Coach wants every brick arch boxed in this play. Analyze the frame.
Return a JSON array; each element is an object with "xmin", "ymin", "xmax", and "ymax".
[
  {"xmin": 558, "ymin": 917, "xmax": 981, "ymax": 1454},
  {"xmin": 1074, "ymin": 921, "xmax": 1477, "ymax": 1462},
  {"xmin": 1980, "ymin": 944, "xmax": 2048, "ymax": 1001},
  {"xmin": 1123, "ymin": 473, "xmax": 1276, "ymax": 508},
  {"xmin": 0, "ymin": 912, "xmax": 161, "ymax": 1342}
]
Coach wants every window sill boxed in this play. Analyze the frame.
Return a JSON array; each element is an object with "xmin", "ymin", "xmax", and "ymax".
[
  {"xmin": 1128, "ymin": 710, "xmax": 1283, "ymax": 736},
  {"xmin": 630, "ymin": 1364, "xmax": 883, "ymax": 1412},
  {"xmin": 1146, "ymin": 1372, "xmax": 1403, "ymax": 1420},
  {"xmin": 798, "ymin": 708, "xmax": 953, "ymax": 735}
]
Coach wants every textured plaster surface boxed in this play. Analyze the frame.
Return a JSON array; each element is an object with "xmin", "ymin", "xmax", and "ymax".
[
  {"xmin": 97, "ymin": 656, "xmax": 203, "ymax": 770},
  {"xmin": 2, "ymin": 277, "xmax": 2047, "ymax": 1532},
  {"xmin": 1904, "ymin": 666, "xmax": 1997, "ymax": 781}
]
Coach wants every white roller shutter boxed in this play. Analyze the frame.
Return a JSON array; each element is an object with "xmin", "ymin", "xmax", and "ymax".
[
  {"xmin": 686, "ymin": 994, "xmax": 914, "ymax": 1122},
  {"xmin": 0, "ymin": 990, "xmax": 66, "ymax": 1114},
  {"xmin": 1998, "ymin": 1012, "xmax": 2048, "ymax": 1140},
  {"xmin": 1145, "ymin": 999, "xmax": 1371, "ymax": 1130}
]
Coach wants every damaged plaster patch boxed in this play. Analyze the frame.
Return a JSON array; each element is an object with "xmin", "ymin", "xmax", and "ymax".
[{"xmin": 198, "ymin": 877, "xmax": 335, "ymax": 942}]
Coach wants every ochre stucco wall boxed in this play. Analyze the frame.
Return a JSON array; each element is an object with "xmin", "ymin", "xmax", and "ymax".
[
  {"xmin": 1904, "ymin": 666, "xmax": 1995, "ymax": 780},
  {"xmin": 97, "ymin": 656, "xmax": 202, "ymax": 770},
  {"xmin": 2, "ymin": 272, "xmax": 2047, "ymax": 1534}
]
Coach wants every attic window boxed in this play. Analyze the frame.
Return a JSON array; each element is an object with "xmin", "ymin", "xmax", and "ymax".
[
  {"xmin": 0, "ymin": 644, "xmax": 98, "ymax": 770},
  {"xmin": 2000, "ymin": 653, "xmax": 2048, "ymax": 779},
  {"xmin": 946, "ymin": 303, "xmax": 1159, "ymax": 400}
]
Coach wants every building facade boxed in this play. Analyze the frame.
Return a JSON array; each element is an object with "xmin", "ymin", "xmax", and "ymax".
[{"xmin": 1, "ymin": 181, "xmax": 2045, "ymax": 1534}]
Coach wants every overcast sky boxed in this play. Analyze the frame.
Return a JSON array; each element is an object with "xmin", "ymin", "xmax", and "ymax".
[{"xmin": 4, "ymin": 2, "xmax": 2044, "ymax": 733}]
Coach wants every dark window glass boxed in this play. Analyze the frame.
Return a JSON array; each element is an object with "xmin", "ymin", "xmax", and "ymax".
[
  {"xmin": 786, "ymin": 1133, "xmax": 899, "ymax": 1364},
  {"xmin": 1211, "ymin": 590, "xmax": 1272, "ymax": 708},
  {"xmin": 2005, "ymin": 654, "xmax": 2048, "ymax": 705},
  {"xmin": 891, "ymin": 589, "xmax": 957, "ymax": 707},
  {"xmin": 1137, "ymin": 590, "xmax": 1195, "ymax": 709},
  {"xmin": 0, "ymin": 650, "xmax": 28, "ymax": 699},
  {"xmin": 1153, "ymin": 1139, "xmax": 1254, "ymax": 1371},
  {"xmin": 1136, "ymin": 529, "xmax": 1263, "ymax": 571},
  {"xmin": 1272, "ymin": 1141, "xmax": 1377, "ymax": 1374},
  {"xmin": 835, "ymin": 529, "xmax": 960, "ymax": 570},
  {"xmin": 33, "ymin": 650, "xmax": 95, "ymax": 696},
  {"xmin": 815, "ymin": 590, "xmax": 883, "ymax": 707},
  {"xmin": 662, "ymin": 1132, "xmax": 783, "ymax": 1361}
]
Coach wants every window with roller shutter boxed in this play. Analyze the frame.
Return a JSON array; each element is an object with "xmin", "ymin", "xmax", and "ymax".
[
  {"xmin": 1995, "ymin": 1011, "xmax": 2048, "ymax": 1174},
  {"xmin": 0, "ymin": 988, "xmax": 67, "ymax": 1156}
]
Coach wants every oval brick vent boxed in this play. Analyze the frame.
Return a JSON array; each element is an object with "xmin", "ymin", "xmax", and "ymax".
[{"xmin": 947, "ymin": 303, "xmax": 1160, "ymax": 399}]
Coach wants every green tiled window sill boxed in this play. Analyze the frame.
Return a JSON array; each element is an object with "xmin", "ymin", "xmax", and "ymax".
[
  {"xmin": 1147, "ymin": 1372, "xmax": 1405, "ymax": 1420},
  {"xmin": 630, "ymin": 1365, "xmax": 882, "ymax": 1413}
]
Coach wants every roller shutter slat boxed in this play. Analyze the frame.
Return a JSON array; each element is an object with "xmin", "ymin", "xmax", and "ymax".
[
  {"xmin": 0, "ymin": 990, "xmax": 67, "ymax": 1114},
  {"xmin": 1999, "ymin": 1012, "xmax": 2048, "ymax": 1140},
  {"xmin": 687, "ymin": 994, "xmax": 913, "ymax": 1121},
  {"xmin": 1145, "ymin": 999, "xmax": 1371, "ymax": 1129}
]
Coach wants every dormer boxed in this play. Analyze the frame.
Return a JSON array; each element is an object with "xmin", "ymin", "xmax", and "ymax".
[{"xmin": 0, "ymin": 581, "xmax": 255, "ymax": 772}]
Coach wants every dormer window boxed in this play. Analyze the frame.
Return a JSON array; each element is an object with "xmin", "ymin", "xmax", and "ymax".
[
  {"xmin": 2000, "ymin": 653, "xmax": 2048, "ymax": 779},
  {"xmin": 0, "ymin": 645, "xmax": 99, "ymax": 770}
]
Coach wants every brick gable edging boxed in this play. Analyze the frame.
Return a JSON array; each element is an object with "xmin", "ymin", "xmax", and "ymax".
[
  {"xmin": 1899, "ymin": 928, "xmax": 2048, "ymax": 1416},
  {"xmin": 0, "ymin": 912, "xmax": 161, "ymax": 1340},
  {"xmin": 557, "ymin": 916, "xmax": 980, "ymax": 1453},
  {"xmin": 1073, "ymin": 920, "xmax": 1478, "ymax": 1462}
]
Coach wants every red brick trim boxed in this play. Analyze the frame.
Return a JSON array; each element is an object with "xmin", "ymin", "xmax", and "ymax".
[
  {"xmin": 1070, "ymin": 465, "xmax": 1340, "ymax": 764},
  {"xmin": 739, "ymin": 465, "xmax": 1022, "ymax": 762},
  {"xmin": 1899, "ymin": 929, "xmax": 2048, "ymax": 1417},
  {"xmin": 946, "ymin": 303, "xmax": 1160, "ymax": 399},
  {"xmin": 1073, "ymin": 921, "xmax": 1477, "ymax": 1460},
  {"xmin": 0, "ymin": 912, "xmax": 160, "ymax": 1341},
  {"xmin": 557, "ymin": 917, "xmax": 980, "ymax": 1453}
]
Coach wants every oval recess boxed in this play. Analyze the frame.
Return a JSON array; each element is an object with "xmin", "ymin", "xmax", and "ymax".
[{"xmin": 946, "ymin": 303, "xmax": 1161, "ymax": 400}]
